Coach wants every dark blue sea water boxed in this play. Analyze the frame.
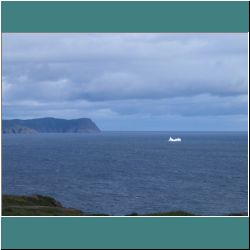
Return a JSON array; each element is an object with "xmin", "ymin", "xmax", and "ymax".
[{"xmin": 2, "ymin": 132, "xmax": 248, "ymax": 215}]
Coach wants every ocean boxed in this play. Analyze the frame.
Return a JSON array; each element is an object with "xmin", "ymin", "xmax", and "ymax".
[{"xmin": 2, "ymin": 131, "xmax": 248, "ymax": 215}]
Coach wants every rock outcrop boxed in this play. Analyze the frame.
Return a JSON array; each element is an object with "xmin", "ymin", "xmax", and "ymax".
[{"xmin": 2, "ymin": 117, "xmax": 101, "ymax": 134}]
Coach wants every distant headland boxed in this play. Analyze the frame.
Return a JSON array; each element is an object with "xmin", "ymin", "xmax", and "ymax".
[{"xmin": 2, "ymin": 117, "xmax": 101, "ymax": 134}]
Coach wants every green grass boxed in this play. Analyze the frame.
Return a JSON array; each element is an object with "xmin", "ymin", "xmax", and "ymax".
[
  {"xmin": 3, "ymin": 194, "xmax": 62, "ymax": 207},
  {"xmin": 127, "ymin": 211, "xmax": 194, "ymax": 216},
  {"xmin": 3, "ymin": 194, "xmax": 247, "ymax": 216},
  {"xmin": 2, "ymin": 194, "xmax": 84, "ymax": 216},
  {"xmin": 3, "ymin": 206, "xmax": 84, "ymax": 216},
  {"xmin": 145, "ymin": 211, "xmax": 194, "ymax": 216},
  {"xmin": 2, "ymin": 194, "xmax": 195, "ymax": 216}
]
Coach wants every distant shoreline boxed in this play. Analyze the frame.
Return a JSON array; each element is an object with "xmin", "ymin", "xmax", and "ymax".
[{"xmin": 2, "ymin": 117, "xmax": 101, "ymax": 134}]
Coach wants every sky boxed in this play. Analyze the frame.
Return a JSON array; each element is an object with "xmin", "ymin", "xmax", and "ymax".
[{"xmin": 2, "ymin": 33, "xmax": 248, "ymax": 131}]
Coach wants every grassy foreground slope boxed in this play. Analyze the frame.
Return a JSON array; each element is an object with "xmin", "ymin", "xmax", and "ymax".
[
  {"xmin": 2, "ymin": 194, "xmax": 194, "ymax": 216},
  {"xmin": 2, "ymin": 194, "xmax": 84, "ymax": 216},
  {"xmin": 2, "ymin": 194, "xmax": 109, "ymax": 216},
  {"xmin": 2, "ymin": 194, "xmax": 247, "ymax": 216}
]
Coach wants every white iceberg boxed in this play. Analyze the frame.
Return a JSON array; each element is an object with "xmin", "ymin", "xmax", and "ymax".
[{"xmin": 168, "ymin": 136, "xmax": 181, "ymax": 142}]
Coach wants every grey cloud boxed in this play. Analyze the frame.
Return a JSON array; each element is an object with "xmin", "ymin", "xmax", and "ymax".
[
  {"xmin": 3, "ymin": 94, "xmax": 247, "ymax": 119},
  {"xmin": 3, "ymin": 33, "xmax": 247, "ymax": 102},
  {"xmin": 2, "ymin": 33, "xmax": 248, "ymax": 130}
]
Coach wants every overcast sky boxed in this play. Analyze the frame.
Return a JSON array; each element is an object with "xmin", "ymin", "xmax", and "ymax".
[{"xmin": 2, "ymin": 33, "xmax": 248, "ymax": 131}]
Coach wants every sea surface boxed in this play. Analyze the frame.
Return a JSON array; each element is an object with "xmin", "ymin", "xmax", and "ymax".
[{"xmin": 2, "ymin": 132, "xmax": 248, "ymax": 215}]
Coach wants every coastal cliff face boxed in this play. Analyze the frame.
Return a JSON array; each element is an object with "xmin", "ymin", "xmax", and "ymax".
[{"xmin": 2, "ymin": 117, "xmax": 101, "ymax": 134}]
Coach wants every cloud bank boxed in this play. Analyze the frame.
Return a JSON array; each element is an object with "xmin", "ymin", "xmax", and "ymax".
[{"xmin": 2, "ymin": 33, "xmax": 248, "ymax": 131}]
